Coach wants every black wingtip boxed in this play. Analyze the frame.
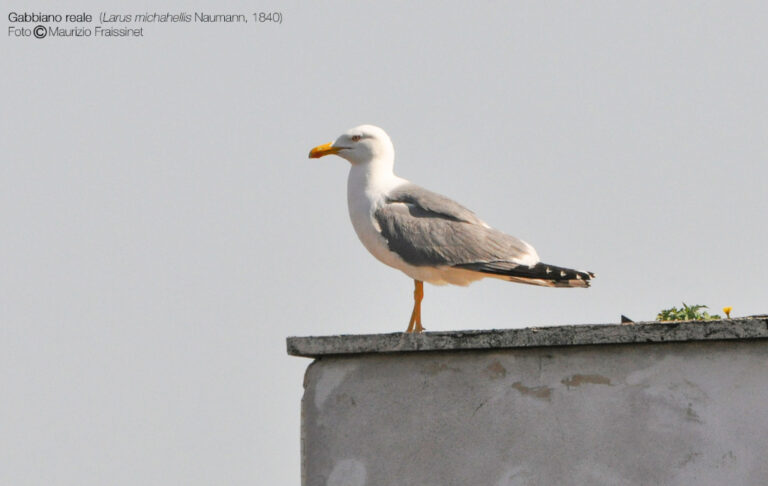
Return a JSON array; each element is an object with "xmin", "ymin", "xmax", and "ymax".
[{"xmin": 454, "ymin": 261, "xmax": 595, "ymax": 288}]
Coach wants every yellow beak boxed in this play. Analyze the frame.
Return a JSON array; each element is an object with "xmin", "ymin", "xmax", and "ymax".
[{"xmin": 308, "ymin": 142, "xmax": 341, "ymax": 159}]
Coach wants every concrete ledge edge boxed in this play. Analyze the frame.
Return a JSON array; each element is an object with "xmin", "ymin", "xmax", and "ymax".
[{"xmin": 286, "ymin": 318, "xmax": 768, "ymax": 358}]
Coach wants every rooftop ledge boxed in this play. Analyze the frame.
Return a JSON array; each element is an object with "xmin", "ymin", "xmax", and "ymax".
[{"xmin": 287, "ymin": 317, "xmax": 768, "ymax": 358}]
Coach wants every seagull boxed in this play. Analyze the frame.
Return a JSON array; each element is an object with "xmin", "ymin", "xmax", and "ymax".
[{"xmin": 309, "ymin": 125, "xmax": 594, "ymax": 333}]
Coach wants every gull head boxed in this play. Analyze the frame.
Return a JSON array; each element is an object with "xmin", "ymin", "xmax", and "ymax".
[{"xmin": 309, "ymin": 125, "xmax": 394, "ymax": 166}]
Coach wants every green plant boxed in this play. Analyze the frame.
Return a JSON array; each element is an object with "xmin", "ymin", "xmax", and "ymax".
[{"xmin": 656, "ymin": 303, "xmax": 721, "ymax": 321}]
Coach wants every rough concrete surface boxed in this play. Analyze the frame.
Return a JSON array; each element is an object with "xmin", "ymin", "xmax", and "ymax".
[
  {"xmin": 300, "ymin": 336, "xmax": 768, "ymax": 485},
  {"xmin": 287, "ymin": 318, "xmax": 768, "ymax": 357}
]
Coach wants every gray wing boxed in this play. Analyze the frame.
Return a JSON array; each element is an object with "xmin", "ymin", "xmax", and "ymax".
[
  {"xmin": 375, "ymin": 183, "xmax": 537, "ymax": 268},
  {"xmin": 384, "ymin": 183, "xmax": 485, "ymax": 225}
]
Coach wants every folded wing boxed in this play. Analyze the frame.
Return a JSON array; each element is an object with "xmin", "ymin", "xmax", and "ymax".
[
  {"xmin": 375, "ymin": 183, "xmax": 539, "ymax": 268},
  {"xmin": 374, "ymin": 183, "xmax": 593, "ymax": 288}
]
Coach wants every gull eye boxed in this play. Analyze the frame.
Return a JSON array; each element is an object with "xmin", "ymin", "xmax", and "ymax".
[{"xmin": 350, "ymin": 135, "xmax": 362, "ymax": 142}]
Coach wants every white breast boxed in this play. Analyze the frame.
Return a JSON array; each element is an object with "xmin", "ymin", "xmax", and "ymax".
[{"xmin": 346, "ymin": 167, "xmax": 405, "ymax": 270}]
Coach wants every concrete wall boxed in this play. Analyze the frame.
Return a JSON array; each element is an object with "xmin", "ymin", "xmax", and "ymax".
[{"xmin": 292, "ymin": 320, "xmax": 768, "ymax": 485}]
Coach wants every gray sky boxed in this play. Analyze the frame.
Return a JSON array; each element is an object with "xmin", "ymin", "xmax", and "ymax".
[{"xmin": 2, "ymin": 1, "xmax": 767, "ymax": 484}]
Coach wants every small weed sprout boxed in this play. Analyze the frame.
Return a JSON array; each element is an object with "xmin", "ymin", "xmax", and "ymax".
[{"xmin": 656, "ymin": 303, "xmax": 721, "ymax": 321}]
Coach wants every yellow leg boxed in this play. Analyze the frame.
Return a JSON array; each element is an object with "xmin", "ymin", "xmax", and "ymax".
[{"xmin": 406, "ymin": 280, "xmax": 425, "ymax": 333}]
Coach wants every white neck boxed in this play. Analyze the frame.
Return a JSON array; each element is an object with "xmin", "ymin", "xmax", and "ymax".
[{"xmin": 347, "ymin": 156, "xmax": 406, "ymax": 205}]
